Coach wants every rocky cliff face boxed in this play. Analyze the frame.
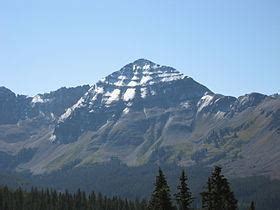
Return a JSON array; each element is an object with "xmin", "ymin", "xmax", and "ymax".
[
  {"xmin": 53, "ymin": 59, "xmax": 210, "ymax": 144},
  {"xmin": 0, "ymin": 87, "xmax": 30, "ymax": 124},
  {"xmin": 0, "ymin": 85, "xmax": 90, "ymax": 124},
  {"xmin": 30, "ymin": 85, "xmax": 90, "ymax": 117},
  {"xmin": 0, "ymin": 59, "xmax": 279, "ymax": 179}
]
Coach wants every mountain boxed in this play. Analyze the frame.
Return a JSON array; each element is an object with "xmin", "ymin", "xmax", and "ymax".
[
  {"xmin": 53, "ymin": 59, "xmax": 210, "ymax": 144},
  {"xmin": 0, "ymin": 86, "xmax": 30, "ymax": 125},
  {"xmin": 0, "ymin": 85, "xmax": 90, "ymax": 124},
  {"xmin": 29, "ymin": 85, "xmax": 90, "ymax": 117},
  {"xmin": 0, "ymin": 85, "xmax": 89, "ymax": 170},
  {"xmin": 0, "ymin": 59, "xmax": 279, "ymax": 179}
]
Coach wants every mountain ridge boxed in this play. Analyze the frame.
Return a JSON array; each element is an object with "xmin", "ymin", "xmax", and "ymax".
[{"xmin": 0, "ymin": 59, "xmax": 279, "ymax": 180}]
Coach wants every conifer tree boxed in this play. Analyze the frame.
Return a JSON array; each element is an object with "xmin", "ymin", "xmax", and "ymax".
[
  {"xmin": 149, "ymin": 168, "xmax": 174, "ymax": 210},
  {"xmin": 201, "ymin": 166, "xmax": 238, "ymax": 210},
  {"xmin": 14, "ymin": 187, "xmax": 24, "ymax": 210},
  {"xmin": 223, "ymin": 178, "xmax": 238, "ymax": 210},
  {"xmin": 201, "ymin": 177, "xmax": 214, "ymax": 210},
  {"xmin": 88, "ymin": 191, "xmax": 96, "ymax": 210},
  {"xmin": 174, "ymin": 170, "xmax": 193, "ymax": 210},
  {"xmin": 248, "ymin": 201, "xmax": 255, "ymax": 210},
  {"xmin": 0, "ymin": 188, "xmax": 3, "ymax": 209}
]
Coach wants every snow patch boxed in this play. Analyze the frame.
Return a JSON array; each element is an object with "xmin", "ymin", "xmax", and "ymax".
[
  {"xmin": 91, "ymin": 86, "xmax": 105, "ymax": 101},
  {"xmin": 118, "ymin": 75, "xmax": 127, "ymax": 80},
  {"xmin": 150, "ymin": 90, "xmax": 156, "ymax": 96},
  {"xmin": 50, "ymin": 112, "xmax": 55, "ymax": 120},
  {"xmin": 161, "ymin": 75, "xmax": 183, "ymax": 82},
  {"xmin": 32, "ymin": 95, "xmax": 48, "ymax": 104},
  {"xmin": 114, "ymin": 80, "xmax": 125, "ymax": 86},
  {"xmin": 123, "ymin": 107, "xmax": 130, "ymax": 114},
  {"xmin": 59, "ymin": 97, "xmax": 85, "ymax": 122},
  {"xmin": 198, "ymin": 95, "xmax": 214, "ymax": 112},
  {"xmin": 141, "ymin": 88, "xmax": 148, "ymax": 98},
  {"xmin": 59, "ymin": 108, "xmax": 72, "ymax": 122},
  {"xmin": 159, "ymin": 72, "xmax": 184, "ymax": 82},
  {"xmin": 103, "ymin": 62, "xmax": 186, "ymax": 89},
  {"xmin": 133, "ymin": 65, "xmax": 141, "ymax": 71},
  {"xmin": 49, "ymin": 134, "xmax": 56, "ymax": 142},
  {"xmin": 123, "ymin": 88, "xmax": 136, "ymax": 101},
  {"xmin": 140, "ymin": 75, "xmax": 153, "ymax": 85},
  {"xmin": 215, "ymin": 111, "xmax": 225, "ymax": 119},
  {"xmin": 143, "ymin": 64, "xmax": 150, "ymax": 70},
  {"xmin": 95, "ymin": 86, "xmax": 104, "ymax": 94},
  {"xmin": 131, "ymin": 75, "xmax": 140, "ymax": 80},
  {"xmin": 104, "ymin": 89, "xmax": 121, "ymax": 104},
  {"xmin": 181, "ymin": 101, "xmax": 192, "ymax": 109},
  {"xmin": 127, "ymin": 81, "xmax": 139, "ymax": 87},
  {"xmin": 127, "ymin": 102, "xmax": 133, "ymax": 107}
]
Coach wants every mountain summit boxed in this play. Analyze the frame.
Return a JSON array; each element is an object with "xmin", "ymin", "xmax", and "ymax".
[
  {"xmin": 54, "ymin": 59, "xmax": 210, "ymax": 144},
  {"xmin": 103, "ymin": 58, "xmax": 185, "ymax": 87},
  {"xmin": 57, "ymin": 59, "xmax": 196, "ymax": 124}
]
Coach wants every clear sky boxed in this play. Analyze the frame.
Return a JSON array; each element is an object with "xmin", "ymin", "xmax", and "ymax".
[{"xmin": 0, "ymin": 0, "xmax": 279, "ymax": 97}]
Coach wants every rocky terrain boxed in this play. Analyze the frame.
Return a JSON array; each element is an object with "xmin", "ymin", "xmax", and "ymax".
[{"xmin": 0, "ymin": 59, "xmax": 279, "ymax": 180}]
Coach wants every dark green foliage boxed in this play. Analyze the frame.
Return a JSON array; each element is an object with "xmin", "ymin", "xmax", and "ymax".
[
  {"xmin": 174, "ymin": 170, "xmax": 193, "ymax": 210},
  {"xmin": 248, "ymin": 201, "xmax": 255, "ymax": 210},
  {"xmin": 1, "ymin": 164, "xmax": 280, "ymax": 210},
  {"xmin": 201, "ymin": 166, "xmax": 238, "ymax": 210},
  {"xmin": 149, "ymin": 168, "xmax": 174, "ymax": 210},
  {"xmin": 231, "ymin": 176, "xmax": 280, "ymax": 210},
  {"xmin": 0, "ymin": 186, "xmax": 148, "ymax": 210}
]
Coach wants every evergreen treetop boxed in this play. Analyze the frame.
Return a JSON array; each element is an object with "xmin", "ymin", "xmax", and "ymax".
[
  {"xmin": 174, "ymin": 170, "xmax": 193, "ymax": 210},
  {"xmin": 248, "ymin": 201, "xmax": 255, "ymax": 210},
  {"xmin": 201, "ymin": 166, "xmax": 238, "ymax": 210},
  {"xmin": 149, "ymin": 168, "xmax": 174, "ymax": 210}
]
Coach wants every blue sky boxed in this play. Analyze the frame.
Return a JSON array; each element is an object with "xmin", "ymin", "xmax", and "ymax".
[{"xmin": 0, "ymin": 0, "xmax": 279, "ymax": 96}]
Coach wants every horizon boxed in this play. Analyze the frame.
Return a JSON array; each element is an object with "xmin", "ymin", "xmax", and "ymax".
[
  {"xmin": 1, "ymin": 0, "xmax": 279, "ymax": 96},
  {"xmin": 2, "ymin": 57, "xmax": 280, "ymax": 97}
]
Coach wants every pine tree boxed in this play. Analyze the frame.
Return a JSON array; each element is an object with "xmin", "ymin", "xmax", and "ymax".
[
  {"xmin": 0, "ymin": 188, "xmax": 3, "ymax": 210},
  {"xmin": 223, "ymin": 178, "xmax": 238, "ymax": 210},
  {"xmin": 201, "ymin": 178, "xmax": 213, "ymax": 210},
  {"xmin": 88, "ymin": 191, "xmax": 96, "ymax": 210},
  {"xmin": 149, "ymin": 168, "xmax": 174, "ymax": 210},
  {"xmin": 201, "ymin": 166, "xmax": 238, "ymax": 210},
  {"xmin": 14, "ymin": 187, "xmax": 24, "ymax": 210},
  {"xmin": 174, "ymin": 170, "xmax": 193, "ymax": 210},
  {"xmin": 248, "ymin": 201, "xmax": 255, "ymax": 210}
]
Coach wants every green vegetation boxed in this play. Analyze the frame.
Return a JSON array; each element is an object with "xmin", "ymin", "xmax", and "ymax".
[
  {"xmin": 1, "ymin": 163, "xmax": 280, "ymax": 209},
  {"xmin": 148, "ymin": 168, "xmax": 174, "ymax": 210},
  {"xmin": 201, "ymin": 166, "xmax": 237, "ymax": 210},
  {"xmin": 0, "ymin": 186, "xmax": 147, "ymax": 210},
  {"xmin": 0, "ymin": 166, "xmax": 255, "ymax": 210},
  {"xmin": 248, "ymin": 201, "xmax": 255, "ymax": 210},
  {"xmin": 174, "ymin": 170, "xmax": 193, "ymax": 210}
]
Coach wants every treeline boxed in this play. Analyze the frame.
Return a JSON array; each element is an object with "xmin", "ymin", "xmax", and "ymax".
[
  {"xmin": 0, "ymin": 187, "xmax": 147, "ymax": 210},
  {"xmin": 0, "ymin": 166, "xmax": 255, "ymax": 210}
]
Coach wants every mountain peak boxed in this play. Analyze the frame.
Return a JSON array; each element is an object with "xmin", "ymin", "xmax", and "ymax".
[
  {"xmin": 120, "ymin": 58, "xmax": 159, "ymax": 73},
  {"xmin": 0, "ymin": 86, "xmax": 16, "ymax": 97},
  {"xmin": 95, "ymin": 59, "xmax": 186, "ymax": 91},
  {"xmin": 58, "ymin": 60, "xmax": 198, "ymax": 124},
  {"xmin": 131, "ymin": 58, "xmax": 156, "ymax": 67}
]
